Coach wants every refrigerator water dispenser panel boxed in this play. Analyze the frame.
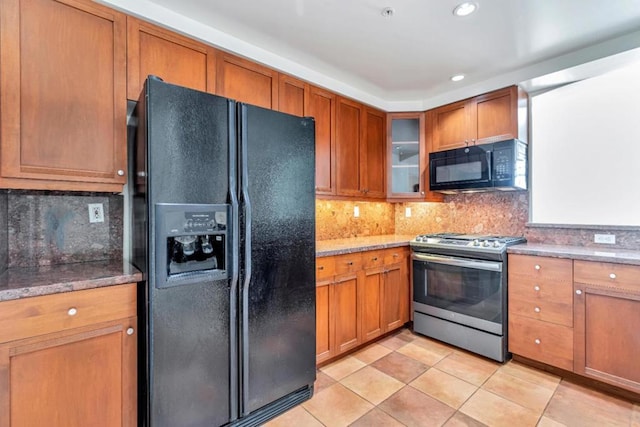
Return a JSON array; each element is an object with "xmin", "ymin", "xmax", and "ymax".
[{"xmin": 155, "ymin": 203, "xmax": 229, "ymax": 288}]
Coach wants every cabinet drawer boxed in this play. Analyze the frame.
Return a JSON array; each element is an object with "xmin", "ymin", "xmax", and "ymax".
[
  {"xmin": 334, "ymin": 253, "xmax": 363, "ymax": 275},
  {"xmin": 316, "ymin": 256, "xmax": 336, "ymax": 280},
  {"xmin": 509, "ymin": 296, "xmax": 573, "ymax": 327},
  {"xmin": 0, "ymin": 284, "xmax": 137, "ymax": 344},
  {"xmin": 509, "ymin": 254, "xmax": 572, "ymax": 283},
  {"xmin": 383, "ymin": 248, "xmax": 407, "ymax": 265},
  {"xmin": 508, "ymin": 314, "xmax": 573, "ymax": 371},
  {"xmin": 362, "ymin": 250, "xmax": 384, "ymax": 269},
  {"xmin": 574, "ymin": 261, "xmax": 640, "ymax": 291}
]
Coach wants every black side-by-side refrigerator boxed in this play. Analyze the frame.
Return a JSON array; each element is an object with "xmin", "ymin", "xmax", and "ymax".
[{"xmin": 130, "ymin": 77, "xmax": 316, "ymax": 427}]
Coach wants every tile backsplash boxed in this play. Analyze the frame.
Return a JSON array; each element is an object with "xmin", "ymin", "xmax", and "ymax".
[
  {"xmin": 7, "ymin": 191, "xmax": 123, "ymax": 268},
  {"xmin": 316, "ymin": 200, "xmax": 395, "ymax": 240}
]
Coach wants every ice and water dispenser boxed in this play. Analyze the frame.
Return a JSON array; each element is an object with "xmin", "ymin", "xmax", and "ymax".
[{"xmin": 154, "ymin": 203, "xmax": 228, "ymax": 288}]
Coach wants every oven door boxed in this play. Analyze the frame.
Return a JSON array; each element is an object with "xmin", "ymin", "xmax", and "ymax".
[
  {"xmin": 413, "ymin": 252, "xmax": 504, "ymax": 335},
  {"xmin": 429, "ymin": 145, "xmax": 492, "ymax": 192}
]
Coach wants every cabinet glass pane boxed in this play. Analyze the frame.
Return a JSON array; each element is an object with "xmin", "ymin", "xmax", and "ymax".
[{"xmin": 391, "ymin": 119, "xmax": 420, "ymax": 193}]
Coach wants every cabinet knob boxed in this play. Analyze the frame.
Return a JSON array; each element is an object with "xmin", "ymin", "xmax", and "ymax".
[
  {"xmin": 576, "ymin": 289, "xmax": 583, "ymax": 295},
  {"xmin": 347, "ymin": 261, "xmax": 353, "ymax": 266},
  {"xmin": 534, "ymin": 285, "xmax": 540, "ymax": 292},
  {"xmin": 534, "ymin": 339, "xmax": 541, "ymax": 345},
  {"xmin": 421, "ymin": 191, "xmax": 425, "ymax": 195},
  {"xmin": 372, "ymin": 257, "xmax": 378, "ymax": 261},
  {"xmin": 318, "ymin": 265, "xmax": 324, "ymax": 270},
  {"xmin": 534, "ymin": 307, "xmax": 541, "ymax": 313},
  {"xmin": 67, "ymin": 307, "xmax": 78, "ymax": 316},
  {"xmin": 393, "ymin": 253, "xmax": 399, "ymax": 258},
  {"xmin": 471, "ymin": 138, "xmax": 476, "ymax": 144},
  {"xmin": 127, "ymin": 327, "xmax": 135, "ymax": 336},
  {"xmin": 609, "ymin": 273, "xmax": 616, "ymax": 279},
  {"xmin": 534, "ymin": 264, "xmax": 541, "ymax": 271},
  {"xmin": 117, "ymin": 169, "xmax": 125, "ymax": 176}
]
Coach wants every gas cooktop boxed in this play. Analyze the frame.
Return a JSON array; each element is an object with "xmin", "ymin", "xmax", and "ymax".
[{"xmin": 410, "ymin": 232, "xmax": 526, "ymax": 253}]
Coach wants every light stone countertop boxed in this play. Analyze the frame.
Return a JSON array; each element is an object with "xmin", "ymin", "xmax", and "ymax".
[
  {"xmin": 507, "ymin": 243, "xmax": 640, "ymax": 266},
  {"xmin": 316, "ymin": 234, "xmax": 415, "ymax": 257}
]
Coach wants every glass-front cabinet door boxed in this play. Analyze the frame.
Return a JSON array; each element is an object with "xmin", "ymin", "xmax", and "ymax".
[{"xmin": 387, "ymin": 112, "xmax": 425, "ymax": 199}]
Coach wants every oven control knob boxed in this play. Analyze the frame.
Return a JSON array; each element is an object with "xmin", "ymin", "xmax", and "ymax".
[
  {"xmin": 493, "ymin": 241, "xmax": 501, "ymax": 248},
  {"xmin": 473, "ymin": 239, "xmax": 480, "ymax": 246},
  {"xmin": 483, "ymin": 240, "xmax": 491, "ymax": 247}
]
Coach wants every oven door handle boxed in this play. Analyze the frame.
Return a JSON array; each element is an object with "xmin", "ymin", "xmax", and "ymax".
[{"xmin": 413, "ymin": 253, "xmax": 503, "ymax": 272}]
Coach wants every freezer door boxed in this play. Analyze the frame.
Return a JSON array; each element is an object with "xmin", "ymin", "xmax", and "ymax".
[
  {"xmin": 239, "ymin": 104, "xmax": 316, "ymax": 415},
  {"xmin": 141, "ymin": 78, "xmax": 238, "ymax": 427}
]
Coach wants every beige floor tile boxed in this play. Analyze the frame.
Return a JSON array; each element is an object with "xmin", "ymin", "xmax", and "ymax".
[
  {"xmin": 397, "ymin": 342, "xmax": 450, "ymax": 366},
  {"xmin": 412, "ymin": 335, "xmax": 456, "ymax": 354},
  {"xmin": 371, "ymin": 351, "xmax": 429, "ymax": 384},
  {"xmin": 434, "ymin": 352, "xmax": 499, "ymax": 386},
  {"xmin": 499, "ymin": 361, "xmax": 561, "ymax": 391},
  {"xmin": 378, "ymin": 385, "xmax": 456, "ymax": 427},
  {"xmin": 320, "ymin": 356, "xmax": 366, "ymax": 381},
  {"xmin": 314, "ymin": 370, "xmax": 336, "ymax": 394},
  {"xmin": 352, "ymin": 343, "xmax": 393, "ymax": 364},
  {"xmin": 482, "ymin": 369, "xmax": 555, "ymax": 413},
  {"xmin": 379, "ymin": 335, "xmax": 412, "ymax": 351},
  {"xmin": 543, "ymin": 381, "xmax": 633, "ymax": 427},
  {"xmin": 341, "ymin": 366, "xmax": 405, "ymax": 405},
  {"xmin": 397, "ymin": 328, "xmax": 418, "ymax": 341},
  {"xmin": 264, "ymin": 405, "xmax": 324, "ymax": 427},
  {"xmin": 410, "ymin": 368, "xmax": 477, "ymax": 409},
  {"xmin": 303, "ymin": 383, "xmax": 373, "ymax": 427},
  {"xmin": 350, "ymin": 408, "xmax": 405, "ymax": 427},
  {"xmin": 460, "ymin": 389, "xmax": 540, "ymax": 427},
  {"xmin": 633, "ymin": 404, "xmax": 640, "ymax": 427},
  {"xmin": 536, "ymin": 416, "xmax": 567, "ymax": 427},
  {"xmin": 443, "ymin": 412, "xmax": 488, "ymax": 427}
]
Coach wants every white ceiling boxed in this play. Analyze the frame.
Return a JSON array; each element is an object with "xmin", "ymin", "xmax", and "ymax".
[{"xmin": 101, "ymin": 0, "xmax": 640, "ymax": 111}]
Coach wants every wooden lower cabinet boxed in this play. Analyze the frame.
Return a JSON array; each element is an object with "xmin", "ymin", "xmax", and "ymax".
[
  {"xmin": 316, "ymin": 247, "xmax": 409, "ymax": 364},
  {"xmin": 0, "ymin": 284, "xmax": 137, "ymax": 426}
]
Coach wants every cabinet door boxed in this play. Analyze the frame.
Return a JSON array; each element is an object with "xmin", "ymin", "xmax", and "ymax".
[
  {"xmin": 316, "ymin": 281, "xmax": 333, "ymax": 364},
  {"xmin": 383, "ymin": 262, "xmax": 408, "ymax": 332},
  {"xmin": 0, "ymin": 317, "xmax": 137, "ymax": 427},
  {"xmin": 333, "ymin": 273, "xmax": 360, "ymax": 354},
  {"xmin": 306, "ymin": 86, "xmax": 336, "ymax": 195},
  {"xmin": 431, "ymin": 99, "xmax": 470, "ymax": 151},
  {"xmin": 360, "ymin": 268, "xmax": 383, "ymax": 342},
  {"xmin": 471, "ymin": 86, "xmax": 518, "ymax": 144},
  {"xmin": 0, "ymin": 0, "xmax": 127, "ymax": 191},
  {"xmin": 278, "ymin": 74, "xmax": 307, "ymax": 116},
  {"xmin": 336, "ymin": 97, "xmax": 363, "ymax": 197},
  {"xmin": 387, "ymin": 113, "xmax": 425, "ymax": 199},
  {"xmin": 126, "ymin": 17, "xmax": 217, "ymax": 100},
  {"xmin": 215, "ymin": 52, "xmax": 278, "ymax": 109},
  {"xmin": 361, "ymin": 107, "xmax": 386, "ymax": 199}
]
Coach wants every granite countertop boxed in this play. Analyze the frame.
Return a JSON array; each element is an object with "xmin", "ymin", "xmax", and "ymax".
[
  {"xmin": 0, "ymin": 260, "xmax": 143, "ymax": 302},
  {"xmin": 316, "ymin": 234, "xmax": 415, "ymax": 257},
  {"xmin": 508, "ymin": 243, "xmax": 640, "ymax": 266}
]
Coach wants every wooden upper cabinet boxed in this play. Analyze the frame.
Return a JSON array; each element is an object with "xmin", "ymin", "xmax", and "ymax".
[
  {"xmin": 0, "ymin": 0, "xmax": 127, "ymax": 191},
  {"xmin": 215, "ymin": 52, "xmax": 278, "ymax": 109},
  {"xmin": 278, "ymin": 74, "xmax": 307, "ymax": 116},
  {"xmin": 305, "ymin": 85, "xmax": 336, "ymax": 195},
  {"xmin": 126, "ymin": 17, "xmax": 217, "ymax": 99},
  {"xmin": 361, "ymin": 107, "xmax": 386, "ymax": 199},
  {"xmin": 335, "ymin": 97, "xmax": 363, "ymax": 197},
  {"xmin": 431, "ymin": 85, "xmax": 527, "ymax": 152}
]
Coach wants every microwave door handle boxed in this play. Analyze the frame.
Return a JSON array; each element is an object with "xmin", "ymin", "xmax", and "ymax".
[
  {"xmin": 486, "ymin": 151, "xmax": 492, "ymax": 181},
  {"xmin": 413, "ymin": 253, "xmax": 502, "ymax": 272}
]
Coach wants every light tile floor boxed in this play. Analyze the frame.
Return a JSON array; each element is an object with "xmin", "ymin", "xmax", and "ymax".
[{"xmin": 266, "ymin": 328, "xmax": 640, "ymax": 427}]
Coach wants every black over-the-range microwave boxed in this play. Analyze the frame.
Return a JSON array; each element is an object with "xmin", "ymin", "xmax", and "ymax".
[{"xmin": 429, "ymin": 139, "xmax": 528, "ymax": 193}]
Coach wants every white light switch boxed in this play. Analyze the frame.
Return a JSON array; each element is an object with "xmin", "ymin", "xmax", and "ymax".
[
  {"xmin": 405, "ymin": 207, "xmax": 412, "ymax": 218},
  {"xmin": 354, "ymin": 206, "xmax": 360, "ymax": 218},
  {"xmin": 594, "ymin": 234, "xmax": 615, "ymax": 244},
  {"xmin": 88, "ymin": 203, "xmax": 104, "ymax": 223}
]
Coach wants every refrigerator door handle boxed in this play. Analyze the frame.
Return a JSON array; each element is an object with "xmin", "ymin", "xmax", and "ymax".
[
  {"xmin": 228, "ymin": 100, "xmax": 240, "ymax": 421},
  {"xmin": 239, "ymin": 104, "xmax": 252, "ymax": 416}
]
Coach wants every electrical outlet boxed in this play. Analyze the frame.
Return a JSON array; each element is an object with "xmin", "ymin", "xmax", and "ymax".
[
  {"xmin": 88, "ymin": 203, "xmax": 104, "ymax": 223},
  {"xmin": 353, "ymin": 206, "xmax": 360, "ymax": 218},
  {"xmin": 594, "ymin": 234, "xmax": 615, "ymax": 244},
  {"xmin": 405, "ymin": 207, "xmax": 412, "ymax": 218}
]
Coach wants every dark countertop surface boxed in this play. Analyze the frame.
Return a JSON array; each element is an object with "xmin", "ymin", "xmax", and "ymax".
[
  {"xmin": 507, "ymin": 243, "xmax": 640, "ymax": 266},
  {"xmin": 0, "ymin": 260, "xmax": 143, "ymax": 302},
  {"xmin": 316, "ymin": 234, "xmax": 415, "ymax": 257}
]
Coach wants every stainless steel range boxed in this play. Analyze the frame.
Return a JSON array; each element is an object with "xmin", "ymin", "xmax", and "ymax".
[{"xmin": 410, "ymin": 233, "xmax": 525, "ymax": 362}]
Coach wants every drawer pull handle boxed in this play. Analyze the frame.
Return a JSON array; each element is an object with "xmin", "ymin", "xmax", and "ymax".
[
  {"xmin": 534, "ymin": 285, "xmax": 540, "ymax": 292},
  {"xmin": 127, "ymin": 327, "xmax": 135, "ymax": 336},
  {"xmin": 372, "ymin": 257, "xmax": 378, "ymax": 261},
  {"xmin": 576, "ymin": 289, "xmax": 583, "ymax": 295},
  {"xmin": 534, "ymin": 339, "xmax": 541, "ymax": 345},
  {"xmin": 67, "ymin": 307, "xmax": 78, "ymax": 316},
  {"xmin": 609, "ymin": 273, "xmax": 616, "ymax": 279},
  {"xmin": 318, "ymin": 266, "xmax": 324, "ymax": 270},
  {"xmin": 534, "ymin": 264, "xmax": 541, "ymax": 271},
  {"xmin": 534, "ymin": 307, "xmax": 541, "ymax": 313},
  {"xmin": 347, "ymin": 261, "xmax": 353, "ymax": 266},
  {"xmin": 393, "ymin": 253, "xmax": 399, "ymax": 258}
]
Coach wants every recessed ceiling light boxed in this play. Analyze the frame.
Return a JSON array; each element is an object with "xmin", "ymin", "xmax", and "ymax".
[
  {"xmin": 451, "ymin": 74, "xmax": 465, "ymax": 82},
  {"xmin": 453, "ymin": 2, "xmax": 478, "ymax": 17},
  {"xmin": 381, "ymin": 7, "xmax": 395, "ymax": 18}
]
